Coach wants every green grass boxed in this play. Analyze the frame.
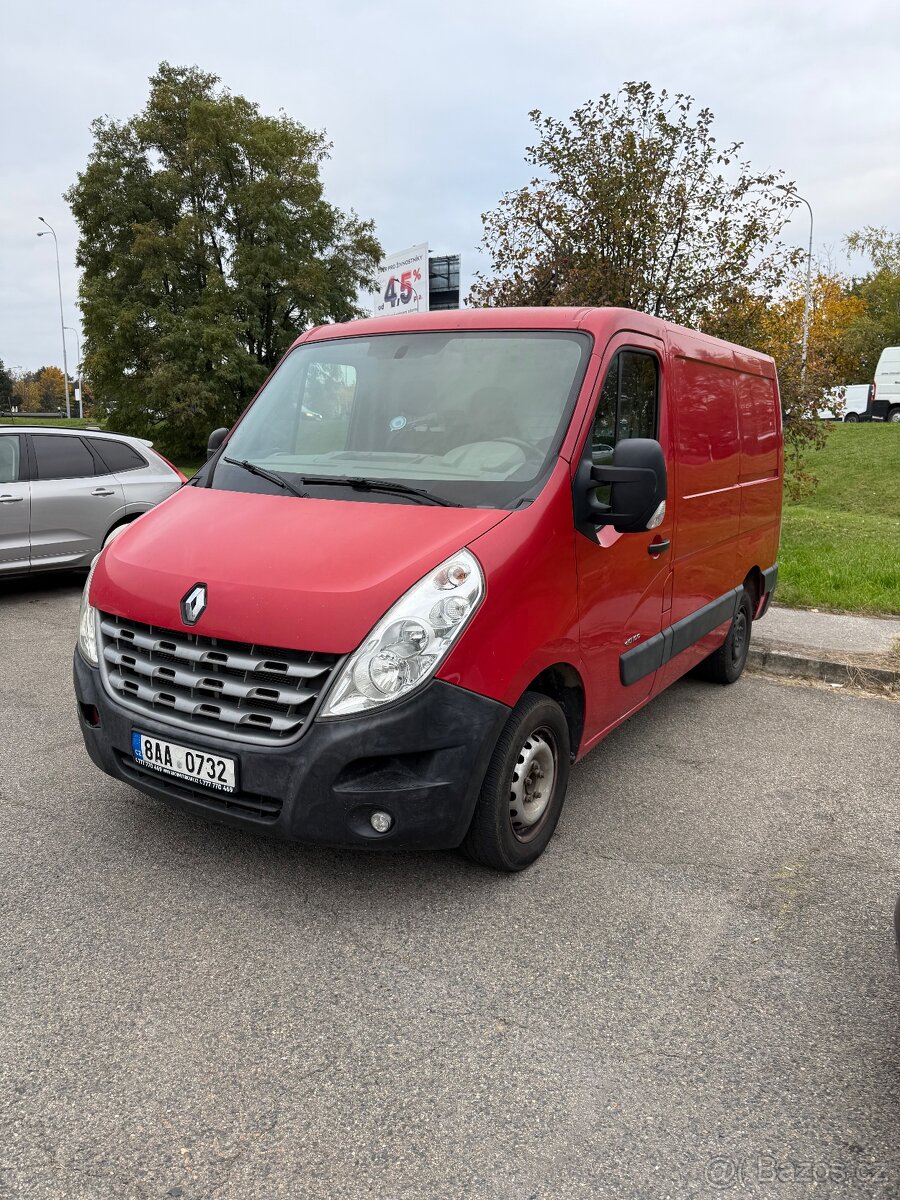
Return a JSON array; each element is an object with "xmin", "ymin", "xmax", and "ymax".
[
  {"xmin": 797, "ymin": 423, "xmax": 900, "ymax": 517},
  {"xmin": 780, "ymin": 424, "xmax": 900, "ymax": 615}
]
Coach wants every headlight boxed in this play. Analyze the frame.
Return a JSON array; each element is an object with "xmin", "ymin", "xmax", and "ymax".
[
  {"xmin": 77, "ymin": 559, "xmax": 100, "ymax": 665},
  {"xmin": 321, "ymin": 549, "xmax": 484, "ymax": 717}
]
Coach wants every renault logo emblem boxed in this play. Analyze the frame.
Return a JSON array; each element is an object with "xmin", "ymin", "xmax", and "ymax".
[{"xmin": 181, "ymin": 583, "xmax": 207, "ymax": 626}]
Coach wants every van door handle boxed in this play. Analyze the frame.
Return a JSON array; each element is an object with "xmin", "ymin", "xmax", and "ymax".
[
  {"xmin": 648, "ymin": 538, "xmax": 670, "ymax": 557},
  {"xmin": 91, "ymin": 487, "xmax": 115, "ymax": 497},
  {"xmin": 0, "ymin": 494, "xmax": 24, "ymax": 503}
]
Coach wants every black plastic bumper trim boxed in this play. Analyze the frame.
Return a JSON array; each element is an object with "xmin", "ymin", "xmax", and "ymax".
[
  {"xmin": 620, "ymin": 587, "xmax": 742, "ymax": 687},
  {"xmin": 74, "ymin": 652, "xmax": 510, "ymax": 850}
]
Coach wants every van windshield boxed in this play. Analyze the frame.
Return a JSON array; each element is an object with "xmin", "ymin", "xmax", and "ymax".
[{"xmin": 213, "ymin": 330, "xmax": 591, "ymax": 508}]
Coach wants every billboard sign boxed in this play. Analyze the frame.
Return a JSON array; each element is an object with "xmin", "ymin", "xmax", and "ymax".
[{"xmin": 373, "ymin": 244, "xmax": 429, "ymax": 318}]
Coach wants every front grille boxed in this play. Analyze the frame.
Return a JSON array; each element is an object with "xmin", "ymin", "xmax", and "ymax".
[{"xmin": 99, "ymin": 613, "xmax": 339, "ymax": 744}]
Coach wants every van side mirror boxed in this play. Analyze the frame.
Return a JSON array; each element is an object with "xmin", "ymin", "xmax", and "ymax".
[
  {"xmin": 207, "ymin": 427, "xmax": 229, "ymax": 461},
  {"xmin": 575, "ymin": 438, "xmax": 667, "ymax": 534}
]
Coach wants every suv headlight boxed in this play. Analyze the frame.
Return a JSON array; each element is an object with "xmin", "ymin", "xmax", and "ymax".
[
  {"xmin": 321, "ymin": 549, "xmax": 484, "ymax": 717},
  {"xmin": 77, "ymin": 558, "xmax": 100, "ymax": 665}
]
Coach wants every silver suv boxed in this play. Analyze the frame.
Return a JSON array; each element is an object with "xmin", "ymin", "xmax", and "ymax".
[{"xmin": 0, "ymin": 427, "xmax": 184, "ymax": 576}]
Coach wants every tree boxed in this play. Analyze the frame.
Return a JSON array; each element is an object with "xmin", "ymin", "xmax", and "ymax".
[
  {"xmin": 0, "ymin": 360, "xmax": 13, "ymax": 410},
  {"xmin": 841, "ymin": 227, "xmax": 900, "ymax": 380},
  {"xmin": 470, "ymin": 82, "xmax": 802, "ymax": 331},
  {"xmin": 755, "ymin": 271, "xmax": 866, "ymax": 497},
  {"xmin": 11, "ymin": 366, "xmax": 68, "ymax": 413},
  {"xmin": 66, "ymin": 63, "xmax": 382, "ymax": 457}
]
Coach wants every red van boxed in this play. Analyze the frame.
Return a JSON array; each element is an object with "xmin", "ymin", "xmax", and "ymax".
[{"xmin": 74, "ymin": 307, "xmax": 781, "ymax": 871}]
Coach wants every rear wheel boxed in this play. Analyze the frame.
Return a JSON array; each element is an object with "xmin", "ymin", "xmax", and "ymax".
[
  {"xmin": 888, "ymin": 407, "xmax": 900, "ymax": 424},
  {"xmin": 462, "ymin": 691, "xmax": 570, "ymax": 872},
  {"xmin": 844, "ymin": 412, "xmax": 859, "ymax": 423},
  {"xmin": 694, "ymin": 590, "xmax": 753, "ymax": 685}
]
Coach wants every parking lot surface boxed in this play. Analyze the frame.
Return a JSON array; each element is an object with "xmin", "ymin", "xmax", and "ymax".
[{"xmin": 1, "ymin": 574, "xmax": 898, "ymax": 1199}]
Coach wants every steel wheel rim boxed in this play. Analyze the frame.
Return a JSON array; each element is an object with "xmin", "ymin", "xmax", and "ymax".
[
  {"xmin": 731, "ymin": 609, "xmax": 748, "ymax": 667},
  {"xmin": 509, "ymin": 726, "xmax": 557, "ymax": 842}
]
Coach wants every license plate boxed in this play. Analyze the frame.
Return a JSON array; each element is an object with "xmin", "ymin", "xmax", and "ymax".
[{"xmin": 132, "ymin": 731, "xmax": 236, "ymax": 794}]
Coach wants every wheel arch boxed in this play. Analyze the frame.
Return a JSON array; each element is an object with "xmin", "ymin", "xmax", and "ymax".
[
  {"xmin": 523, "ymin": 663, "xmax": 586, "ymax": 759},
  {"xmin": 742, "ymin": 566, "xmax": 764, "ymax": 612},
  {"xmin": 102, "ymin": 511, "xmax": 142, "ymax": 545}
]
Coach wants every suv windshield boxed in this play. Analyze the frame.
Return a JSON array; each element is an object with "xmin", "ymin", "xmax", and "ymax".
[{"xmin": 213, "ymin": 330, "xmax": 591, "ymax": 508}]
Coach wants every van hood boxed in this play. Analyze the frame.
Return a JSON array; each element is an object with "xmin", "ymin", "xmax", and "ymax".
[{"xmin": 90, "ymin": 485, "xmax": 510, "ymax": 654}]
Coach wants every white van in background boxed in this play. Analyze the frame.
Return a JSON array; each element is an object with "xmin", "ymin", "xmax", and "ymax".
[
  {"xmin": 819, "ymin": 384, "xmax": 874, "ymax": 422},
  {"xmin": 872, "ymin": 346, "xmax": 900, "ymax": 423}
]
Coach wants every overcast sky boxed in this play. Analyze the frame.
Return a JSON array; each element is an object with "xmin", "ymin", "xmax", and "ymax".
[{"xmin": 1, "ymin": 0, "xmax": 898, "ymax": 373}]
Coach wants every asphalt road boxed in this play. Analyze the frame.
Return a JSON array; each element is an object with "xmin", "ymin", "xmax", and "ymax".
[{"xmin": 1, "ymin": 574, "xmax": 898, "ymax": 1199}]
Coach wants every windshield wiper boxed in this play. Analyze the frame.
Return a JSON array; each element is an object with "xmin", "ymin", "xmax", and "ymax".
[
  {"xmin": 223, "ymin": 457, "xmax": 309, "ymax": 499},
  {"xmin": 295, "ymin": 474, "xmax": 461, "ymax": 507}
]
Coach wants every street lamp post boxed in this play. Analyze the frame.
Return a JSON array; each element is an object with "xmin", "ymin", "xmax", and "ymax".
[
  {"xmin": 64, "ymin": 325, "xmax": 83, "ymax": 419},
  {"xmin": 795, "ymin": 194, "xmax": 814, "ymax": 385},
  {"xmin": 36, "ymin": 217, "xmax": 71, "ymax": 419},
  {"xmin": 780, "ymin": 189, "xmax": 814, "ymax": 385}
]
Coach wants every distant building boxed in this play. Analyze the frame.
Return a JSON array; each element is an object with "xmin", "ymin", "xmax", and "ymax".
[{"xmin": 428, "ymin": 256, "xmax": 460, "ymax": 311}]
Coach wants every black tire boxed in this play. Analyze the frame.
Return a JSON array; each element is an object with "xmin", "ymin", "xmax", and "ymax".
[
  {"xmin": 462, "ymin": 691, "xmax": 570, "ymax": 872},
  {"xmin": 694, "ymin": 590, "xmax": 753, "ymax": 685},
  {"xmin": 844, "ymin": 413, "xmax": 859, "ymax": 423},
  {"xmin": 888, "ymin": 407, "xmax": 900, "ymax": 424}
]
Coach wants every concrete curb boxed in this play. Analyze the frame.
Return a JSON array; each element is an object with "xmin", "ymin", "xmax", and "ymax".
[{"xmin": 747, "ymin": 645, "xmax": 899, "ymax": 694}]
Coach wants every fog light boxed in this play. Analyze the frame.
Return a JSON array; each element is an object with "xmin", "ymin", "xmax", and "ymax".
[{"xmin": 370, "ymin": 810, "xmax": 393, "ymax": 834}]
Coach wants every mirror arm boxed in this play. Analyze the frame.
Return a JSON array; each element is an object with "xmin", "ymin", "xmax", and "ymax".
[{"xmin": 589, "ymin": 463, "xmax": 658, "ymax": 485}]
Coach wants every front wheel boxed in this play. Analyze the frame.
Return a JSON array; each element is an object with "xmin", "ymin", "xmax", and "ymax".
[
  {"xmin": 888, "ymin": 407, "xmax": 900, "ymax": 424},
  {"xmin": 462, "ymin": 691, "xmax": 570, "ymax": 872},
  {"xmin": 694, "ymin": 590, "xmax": 753, "ymax": 685}
]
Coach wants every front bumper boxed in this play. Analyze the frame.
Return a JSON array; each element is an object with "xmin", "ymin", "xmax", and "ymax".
[{"xmin": 74, "ymin": 652, "xmax": 510, "ymax": 849}]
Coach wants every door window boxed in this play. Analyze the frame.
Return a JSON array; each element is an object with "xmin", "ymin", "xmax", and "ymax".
[
  {"xmin": 0, "ymin": 435, "xmax": 22, "ymax": 484},
  {"xmin": 591, "ymin": 351, "xmax": 659, "ymax": 464},
  {"xmin": 590, "ymin": 350, "xmax": 659, "ymax": 501},
  {"xmin": 32, "ymin": 434, "xmax": 98, "ymax": 480}
]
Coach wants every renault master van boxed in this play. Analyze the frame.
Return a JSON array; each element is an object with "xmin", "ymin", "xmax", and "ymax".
[{"xmin": 74, "ymin": 308, "xmax": 782, "ymax": 871}]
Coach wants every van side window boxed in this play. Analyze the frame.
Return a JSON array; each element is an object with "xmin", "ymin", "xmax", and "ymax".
[
  {"xmin": 590, "ymin": 350, "xmax": 659, "ymax": 506},
  {"xmin": 591, "ymin": 351, "xmax": 659, "ymax": 467},
  {"xmin": 297, "ymin": 363, "xmax": 357, "ymax": 455},
  {"xmin": 618, "ymin": 353, "xmax": 658, "ymax": 441}
]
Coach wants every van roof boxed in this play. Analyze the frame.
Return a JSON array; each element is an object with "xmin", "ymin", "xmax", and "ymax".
[{"xmin": 297, "ymin": 306, "xmax": 777, "ymax": 375}]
